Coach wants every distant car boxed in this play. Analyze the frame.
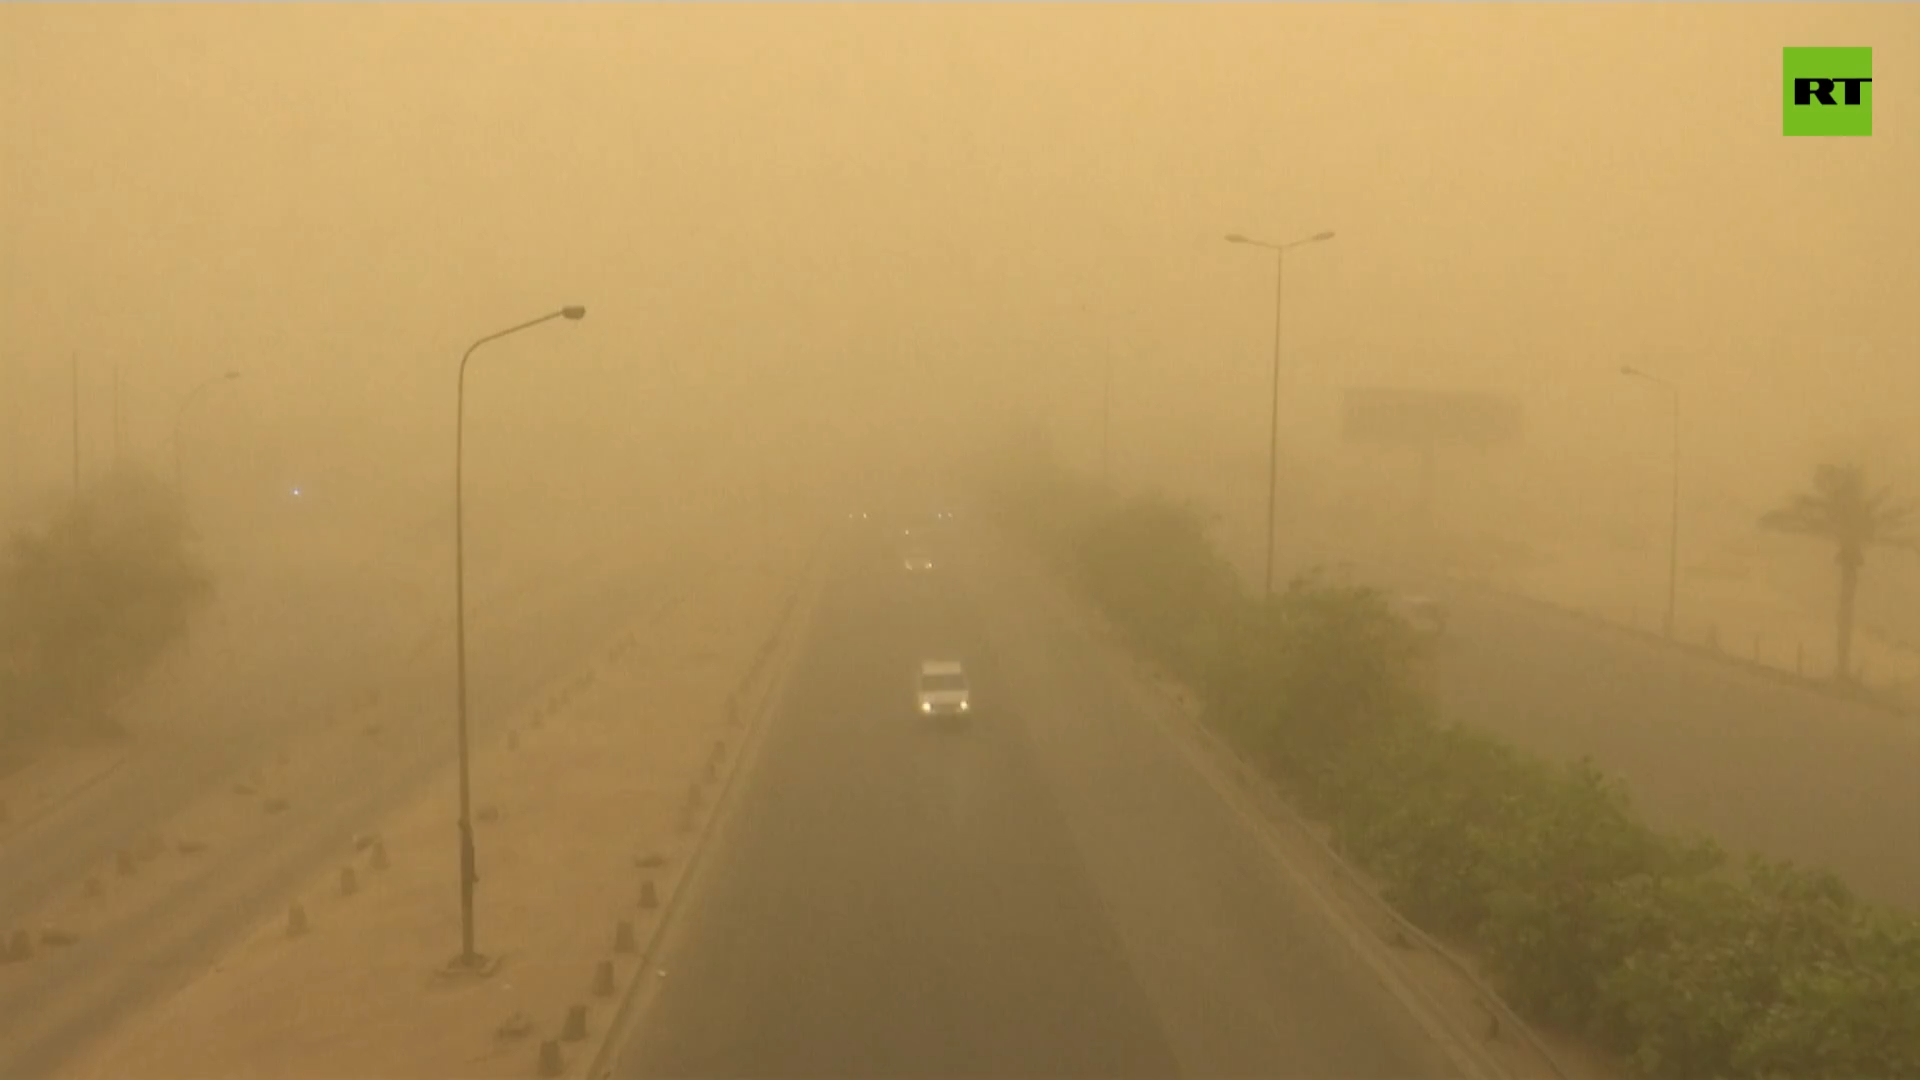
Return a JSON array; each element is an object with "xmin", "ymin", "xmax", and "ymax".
[
  {"xmin": 1392, "ymin": 594, "xmax": 1449, "ymax": 637},
  {"xmin": 914, "ymin": 660, "xmax": 972, "ymax": 721},
  {"xmin": 847, "ymin": 510, "xmax": 870, "ymax": 521},
  {"xmin": 903, "ymin": 551, "xmax": 935, "ymax": 573}
]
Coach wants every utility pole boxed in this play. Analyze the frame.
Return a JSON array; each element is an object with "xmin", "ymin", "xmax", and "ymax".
[
  {"xmin": 1100, "ymin": 355, "xmax": 1112, "ymax": 488},
  {"xmin": 70, "ymin": 352, "xmax": 81, "ymax": 499},
  {"xmin": 113, "ymin": 363, "xmax": 123, "ymax": 465}
]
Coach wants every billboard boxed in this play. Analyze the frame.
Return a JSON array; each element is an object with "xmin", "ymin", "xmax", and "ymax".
[{"xmin": 1341, "ymin": 387, "xmax": 1524, "ymax": 450}]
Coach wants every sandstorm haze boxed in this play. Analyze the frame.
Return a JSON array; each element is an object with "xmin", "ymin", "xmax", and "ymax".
[{"xmin": 2, "ymin": 3, "xmax": 1917, "ymax": 580}]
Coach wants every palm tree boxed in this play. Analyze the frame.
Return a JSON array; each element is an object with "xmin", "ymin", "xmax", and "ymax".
[{"xmin": 1760, "ymin": 464, "xmax": 1919, "ymax": 683}]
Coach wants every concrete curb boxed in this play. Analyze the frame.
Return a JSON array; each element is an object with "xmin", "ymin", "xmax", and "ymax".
[{"xmin": 583, "ymin": 534, "xmax": 831, "ymax": 1080}]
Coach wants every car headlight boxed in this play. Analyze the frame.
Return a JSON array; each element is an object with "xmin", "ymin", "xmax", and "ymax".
[
  {"xmin": 920, "ymin": 701, "xmax": 932, "ymax": 713},
  {"xmin": 958, "ymin": 700, "xmax": 970, "ymax": 711}
]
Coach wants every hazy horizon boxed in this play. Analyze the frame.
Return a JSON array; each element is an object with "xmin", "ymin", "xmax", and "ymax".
[{"xmin": 5, "ymin": 4, "xmax": 1916, "ymax": 561}]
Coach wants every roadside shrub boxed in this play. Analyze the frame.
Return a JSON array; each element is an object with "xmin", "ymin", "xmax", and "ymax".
[
  {"xmin": 985, "ymin": 452, "xmax": 1920, "ymax": 1080},
  {"xmin": 1070, "ymin": 493, "xmax": 1237, "ymax": 683}
]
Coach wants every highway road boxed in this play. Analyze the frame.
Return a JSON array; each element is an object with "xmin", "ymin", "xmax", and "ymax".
[
  {"xmin": 1415, "ymin": 578, "xmax": 1920, "ymax": 913},
  {"xmin": 614, "ymin": 526, "xmax": 1471, "ymax": 1080},
  {"xmin": 0, "ymin": 543, "xmax": 688, "ymax": 1079}
]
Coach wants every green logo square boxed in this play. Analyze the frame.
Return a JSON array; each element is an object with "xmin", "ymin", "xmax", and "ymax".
[{"xmin": 1784, "ymin": 47, "xmax": 1873, "ymax": 136}]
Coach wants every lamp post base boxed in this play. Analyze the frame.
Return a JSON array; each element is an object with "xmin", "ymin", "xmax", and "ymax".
[{"xmin": 437, "ymin": 951, "xmax": 502, "ymax": 980}]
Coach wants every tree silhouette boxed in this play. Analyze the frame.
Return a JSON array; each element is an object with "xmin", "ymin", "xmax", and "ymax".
[
  {"xmin": 1759, "ymin": 464, "xmax": 1919, "ymax": 683},
  {"xmin": 0, "ymin": 466, "xmax": 213, "ymax": 746}
]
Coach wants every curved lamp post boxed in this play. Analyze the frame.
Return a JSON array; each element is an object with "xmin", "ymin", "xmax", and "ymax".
[
  {"xmin": 174, "ymin": 370, "xmax": 243, "ymax": 491},
  {"xmin": 451, "ymin": 305, "xmax": 586, "ymax": 971},
  {"xmin": 1225, "ymin": 229, "xmax": 1335, "ymax": 599}
]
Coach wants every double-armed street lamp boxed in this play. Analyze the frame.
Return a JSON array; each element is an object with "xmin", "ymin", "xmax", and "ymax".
[{"xmin": 1225, "ymin": 229, "xmax": 1335, "ymax": 599}]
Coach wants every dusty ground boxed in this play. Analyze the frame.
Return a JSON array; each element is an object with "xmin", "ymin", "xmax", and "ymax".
[
  {"xmin": 1482, "ymin": 532, "xmax": 1920, "ymax": 697},
  {"xmin": 54, "ymin": 542, "xmax": 813, "ymax": 1080}
]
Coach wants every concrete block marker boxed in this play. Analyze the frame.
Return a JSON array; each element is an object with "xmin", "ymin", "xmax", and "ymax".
[
  {"xmin": 231, "ymin": 781, "xmax": 257, "ymax": 796},
  {"xmin": 633, "ymin": 852, "xmax": 667, "ymax": 870},
  {"xmin": 39, "ymin": 925, "xmax": 78, "ymax": 947},
  {"xmin": 263, "ymin": 797, "xmax": 289, "ymax": 815},
  {"xmin": 593, "ymin": 959, "xmax": 616, "ymax": 997},
  {"xmin": 339, "ymin": 866, "xmax": 359, "ymax": 897},
  {"xmin": 286, "ymin": 903, "xmax": 309, "ymax": 938},
  {"xmin": 369, "ymin": 841, "xmax": 390, "ymax": 871},
  {"xmin": 613, "ymin": 920, "xmax": 638, "ymax": 954},
  {"xmin": 561, "ymin": 1003, "xmax": 589, "ymax": 1042},
  {"xmin": 638, "ymin": 879, "xmax": 659, "ymax": 910},
  {"xmin": 497, "ymin": 1012, "xmax": 534, "ymax": 1041},
  {"xmin": 587, "ymin": 538, "xmax": 831, "ymax": 1080},
  {"xmin": 537, "ymin": 1039, "xmax": 564, "ymax": 1078},
  {"xmin": 177, "ymin": 838, "xmax": 209, "ymax": 855}
]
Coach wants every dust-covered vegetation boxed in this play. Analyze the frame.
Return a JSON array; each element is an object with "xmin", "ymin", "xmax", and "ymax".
[
  {"xmin": 980, "ymin": 445, "xmax": 1920, "ymax": 1080},
  {"xmin": 0, "ymin": 466, "xmax": 213, "ymax": 752}
]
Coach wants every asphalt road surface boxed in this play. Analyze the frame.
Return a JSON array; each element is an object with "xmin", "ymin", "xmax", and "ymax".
[
  {"xmin": 615, "ymin": 528, "xmax": 1466, "ymax": 1080},
  {"xmin": 1419, "ymin": 580, "xmax": 1920, "ymax": 912}
]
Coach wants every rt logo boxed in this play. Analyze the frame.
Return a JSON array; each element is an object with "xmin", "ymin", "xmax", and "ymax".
[{"xmin": 1784, "ymin": 47, "xmax": 1873, "ymax": 136}]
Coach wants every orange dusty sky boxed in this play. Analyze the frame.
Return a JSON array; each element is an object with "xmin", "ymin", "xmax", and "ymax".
[{"xmin": 3, "ymin": 4, "xmax": 1915, "ymax": 539}]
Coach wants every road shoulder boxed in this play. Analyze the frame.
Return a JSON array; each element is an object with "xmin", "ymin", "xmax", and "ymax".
[
  {"xmin": 981, "ymin": 530, "xmax": 1624, "ymax": 1080},
  {"xmin": 54, "ymin": 543, "xmax": 819, "ymax": 1080}
]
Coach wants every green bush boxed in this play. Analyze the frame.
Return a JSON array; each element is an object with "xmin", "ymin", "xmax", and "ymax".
[
  {"xmin": 987, "ymin": 455, "xmax": 1920, "ymax": 1080},
  {"xmin": 0, "ymin": 466, "xmax": 213, "ymax": 746}
]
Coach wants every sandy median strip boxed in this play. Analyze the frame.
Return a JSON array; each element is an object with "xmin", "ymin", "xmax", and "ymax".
[
  {"xmin": 59, "ymin": 547, "xmax": 809, "ymax": 1080},
  {"xmin": 0, "ymin": 739, "xmax": 132, "ymax": 842}
]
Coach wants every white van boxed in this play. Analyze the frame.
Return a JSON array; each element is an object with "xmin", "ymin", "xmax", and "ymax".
[{"xmin": 914, "ymin": 660, "xmax": 972, "ymax": 719}]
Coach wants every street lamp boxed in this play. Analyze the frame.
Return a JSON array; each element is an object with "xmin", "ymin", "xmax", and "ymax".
[
  {"xmin": 1225, "ymin": 228, "xmax": 1336, "ymax": 599},
  {"xmin": 1621, "ymin": 365, "xmax": 1680, "ymax": 639},
  {"xmin": 174, "ymin": 370, "xmax": 243, "ymax": 491},
  {"xmin": 450, "ymin": 304, "xmax": 586, "ymax": 972},
  {"xmin": 1101, "ymin": 354, "xmax": 1113, "ymax": 488}
]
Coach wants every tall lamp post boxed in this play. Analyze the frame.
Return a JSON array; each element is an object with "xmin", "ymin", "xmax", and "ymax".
[
  {"xmin": 174, "ymin": 371, "xmax": 243, "ymax": 491},
  {"xmin": 451, "ymin": 304, "xmax": 586, "ymax": 971},
  {"xmin": 1100, "ymin": 353, "xmax": 1113, "ymax": 488},
  {"xmin": 71, "ymin": 353, "xmax": 81, "ymax": 500},
  {"xmin": 1621, "ymin": 365, "xmax": 1680, "ymax": 639},
  {"xmin": 1225, "ymin": 228, "xmax": 1335, "ymax": 599}
]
